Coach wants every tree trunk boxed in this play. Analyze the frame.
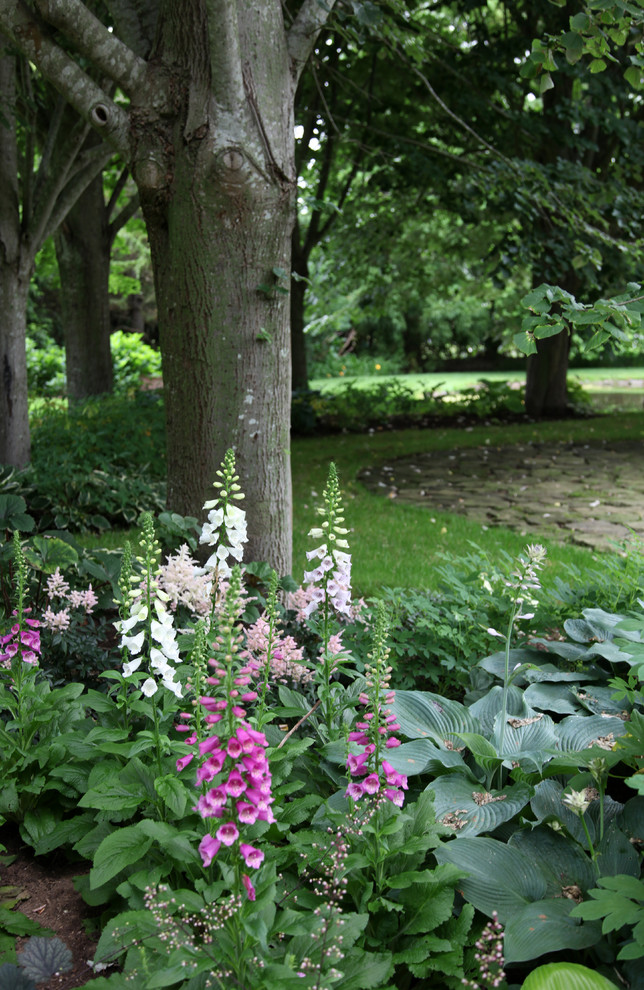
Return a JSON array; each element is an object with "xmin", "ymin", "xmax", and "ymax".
[
  {"xmin": 291, "ymin": 235, "xmax": 309, "ymax": 390},
  {"xmin": 525, "ymin": 330, "xmax": 571, "ymax": 417},
  {"xmin": 525, "ymin": 271, "xmax": 579, "ymax": 417},
  {"xmin": 0, "ymin": 56, "xmax": 31, "ymax": 468},
  {"xmin": 55, "ymin": 171, "xmax": 113, "ymax": 400},
  {"xmin": 129, "ymin": 3, "xmax": 297, "ymax": 576},
  {"xmin": 0, "ymin": 267, "xmax": 31, "ymax": 468}
]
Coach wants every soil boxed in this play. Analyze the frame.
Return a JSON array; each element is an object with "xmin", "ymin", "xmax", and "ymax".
[{"xmin": 0, "ymin": 827, "xmax": 102, "ymax": 990}]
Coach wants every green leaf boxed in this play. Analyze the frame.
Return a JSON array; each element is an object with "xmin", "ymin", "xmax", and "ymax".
[
  {"xmin": 506, "ymin": 899, "xmax": 601, "ymax": 963},
  {"xmin": 154, "ymin": 775, "xmax": 188, "ymax": 818},
  {"xmin": 429, "ymin": 777, "xmax": 533, "ymax": 837},
  {"xmin": 435, "ymin": 836, "xmax": 547, "ymax": 919},
  {"xmin": 522, "ymin": 962, "xmax": 619, "ymax": 990},
  {"xmin": 391, "ymin": 691, "xmax": 478, "ymax": 742},
  {"xmin": 90, "ymin": 827, "xmax": 153, "ymax": 889},
  {"xmin": 589, "ymin": 58, "xmax": 607, "ymax": 73}
]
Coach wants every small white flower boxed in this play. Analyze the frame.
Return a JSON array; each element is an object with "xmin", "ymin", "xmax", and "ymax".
[
  {"xmin": 123, "ymin": 657, "xmax": 143, "ymax": 677},
  {"xmin": 141, "ymin": 678, "xmax": 157, "ymax": 697}
]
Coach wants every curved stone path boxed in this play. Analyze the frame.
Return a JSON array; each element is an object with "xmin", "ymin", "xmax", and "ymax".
[{"xmin": 358, "ymin": 439, "xmax": 644, "ymax": 551}]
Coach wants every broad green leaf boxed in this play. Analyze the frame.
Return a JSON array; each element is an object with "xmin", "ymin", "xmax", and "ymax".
[
  {"xmin": 429, "ymin": 777, "xmax": 533, "ymax": 837},
  {"xmin": 522, "ymin": 961, "xmax": 619, "ymax": 990},
  {"xmin": 506, "ymin": 899, "xmax": 601, "ymax": 963},
  {"xmin": 435, "ymin": 837, "xmax": 547, "ymax": 919},
  {"xmin": 90, "ymin": 827, "xmax": 153, "ymax": 889},
  {"xmin": 554, "ymin": 714, "xmax": 627, "ymax": 753},
  {"xmin": 391, "ymin": 691, "xmax": 478, "ymax": 742},
  {"xmin": 154, "ymin": 775, "xmax": 188, "ymax": 818},
  {"xmin": 385, "ymin": 738, "xmax": 468, "ymax": 776},
  {"xmin": 524, "ymin": 682, "xmax": 580, "ymax": 715},
  {"xmin": 508, "ymin": 827, "xmax": 596, "ymax": 895}
]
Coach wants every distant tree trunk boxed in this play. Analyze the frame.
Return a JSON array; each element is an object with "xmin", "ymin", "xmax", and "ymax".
[
  {"xmin": 291, "ymin": 232, "xmax": 309, "ymax": 390},
  {"xmin": 525, "ymin": 330, "xmax": 571, "ymax": 417},
  {"xmin": 0, "ymin": 56, "xmax": 30, "ymax": 467},
  {"xmin": 525, "ymin": 270, "xmax": 579, "ymax": 417},
  {"xmin": 55, "ymin": 171, "xmax": 113, "ymax": 400}
]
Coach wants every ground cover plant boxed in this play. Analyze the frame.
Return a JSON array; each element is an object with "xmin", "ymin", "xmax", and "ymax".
[{"xmin": 1, "ymin": 449, "xmax": 644, "ymax": 990}]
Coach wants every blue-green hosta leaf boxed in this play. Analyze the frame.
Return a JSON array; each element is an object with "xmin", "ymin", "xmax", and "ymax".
[
  {"xmin": 596, "ymin": 823, "xmax": 640, "ymax": 878},
  {"xmin": 391, "ymin": 691, "xmax": 478, "ymax": 742},
  {"xmin": 618, "ymin": 796, "xmax": 644, "ymax": 842},
  {"xmin": 554, "ymin": 714, "xmax": 627, "ymax": 754},
  {"xmin": 384, "ymin": 738, "xmax": 469, "ymax": 777},
  {"xmin": 525, "ymin": 663, "xmax": 599, "ymax": 684},
  {"xmin": 508, "ymin": 827, "xmax": 597, "ymax": 896},
  {"xmin": 524, "ymin": 682, "xmax": 581, "ymax": 715},
  {"xmin": 505, "ymin": 898, "xmax": 601, "ymax": 963},
  {"xmin": 492, "ymin": 711, "xmax": 557, "ymax": 768},
  {"xmin": 468, "ymin": 685, "xmax": 526, "ymax": 737},
  {"xmin": 530, "ymin": 779, "xmax": 588, "ymax": 845},
  {"xmin": 522, "ymin": 961, "xmax": 619, "ymax": 990},
  {"xmin": 18, "ymin": 938, "xmax": 72, "ymax": 982},
  {"xmin": 428, "ymin": 776, "xmax": 533, "ymax": 837},
  {"xmin": 528, "ymin": 639, "xmax": 590, "ymax": 664},
  {"xmin": 574, "ymin": 686, "xmax": 632, "ymax": 718},
  {"xmin": 455, "ymin": 732, "xmax": 503, "ymax": 773},
  {"xmin": 564, "ymin": 609, "xmax": 629, "ymax": 643},
  {"xmin": 477, "ymin": 648, "xmax": 546, "ymax": 684},
  {"xmin": 435, "ymin": 836, "xmax": 548, "ymax": 920}
]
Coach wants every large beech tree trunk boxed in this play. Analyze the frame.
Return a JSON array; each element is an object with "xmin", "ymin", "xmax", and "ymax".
[
  {"xmin": 134, "ymin": 4, "xmax": 297, "ymax": 574},
  {"xmin": 291, "ymin": 233, "xmax": 309, "ymax": 391},
  {"xmin": 55, "ymin": 171, "xmax": 113, "ymax": 400},
  {"xmin": 0, "ymin": 0, "xmax": 336, "ymax": 574}
]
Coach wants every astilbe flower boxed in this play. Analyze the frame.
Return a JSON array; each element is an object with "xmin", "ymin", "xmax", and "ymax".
[
  {"xmin": 157, "ymin": 543, "xmax": 212, "ymax": 616},
  {"xmin": 345, "ymin": 602, "xmax": 407, "ymax": 807},
  {"xmin": 41, "ymin": 566, "xmax": 98, "ymax": 632},
  {"xmin": 199, "ymin": 449, "xmax": 247, "ymax": 581},
  {"xmin": 244, "ymin": 614, "xmax": 312, "ymax": 688},
  {"xmin": 462, "ymin": 912, "xmax": 505, "ymax": 990},
  {"xmin": 175, "ymin": 569, "xmax": 272, "ymax": 900}
]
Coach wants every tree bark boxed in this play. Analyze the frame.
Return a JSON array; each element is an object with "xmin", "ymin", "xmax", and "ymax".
[
  {"xmin": 525, "ymin": 271, "xmax": 579, "ymax": 417},
  {"xmin": 0, "ymin": 56, "xmax": 31, "ymax": 467},
  {"xmin": 291, "ymin": 231, "xmax": 309, "ymax": 390},
  {"xmin": 134, "ymin": 3, "xmax": 297, "ymax": 575},
  {"xmin": 55, "ymin": 170, "xmax": 113, "ymax": 399},
  {"xmin": 525, "ymin": 330, "xmax": 571, "ymax": 417}
]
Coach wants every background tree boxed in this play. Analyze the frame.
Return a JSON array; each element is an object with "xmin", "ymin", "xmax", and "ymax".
[
  {"xmin": 55, "ymin": 151, "xmax": 139, "ymax": 401},
  {"xmin": 0, "ymin": 52, "xmax": 112, "ymax": 467},
  {"xmin": 0, "ymin": 0, "xmax": 340, "ymax": 574}
]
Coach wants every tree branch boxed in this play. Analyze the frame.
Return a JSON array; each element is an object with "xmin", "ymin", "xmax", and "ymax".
[
  {"xmin": 108, "ymin": 191, "xmax": 139, "ymax": 246},
  {"xmin": 42, "ymin": 142, "xmax": 112, "ymax": 242},
  {"xmin": 34, "ymin": 0, "xmax": 146, "ymax": 95},
  {"xmin": 105, "ymin": 164, "xmax": 129, "ymax": 219},
  {"xmin": 288, "ymin": 0, "xmax": 338, "ymax": 86},
  {"xmin": 104, "ymin": 0, "xmax": 158, "ymax": 58},
  {"xmin": 0, "ymin": 0, "xmax": 130, "ymax": 156}
]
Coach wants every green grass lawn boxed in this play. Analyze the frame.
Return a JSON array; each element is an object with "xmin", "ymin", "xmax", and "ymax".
[
  {"xmin": 291, "ymin": 411, "xmax": 644, "ymax": 595},
  {"xmin": 310, "ymin": 366, "xmax": 644, "ymax": 397},
  {"xmin": 76, "ymin": 395, "xmax": 644, "ymax": 599}
]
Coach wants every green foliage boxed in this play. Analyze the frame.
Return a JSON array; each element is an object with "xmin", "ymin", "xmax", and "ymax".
[
  {"xmin": 517, "ymin": 284, "xmax": 644, "ymax": 359},
  {"xmin": 6, "ymin": 395, "xmax": 167, "ymax": 533},
  {"xmin": 110, "ymin": 332, "xmax": 162, "ymax": 395},
  {"xmin": 522, "ymin": 962, "xmax": 619, "ymax": 990}
]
